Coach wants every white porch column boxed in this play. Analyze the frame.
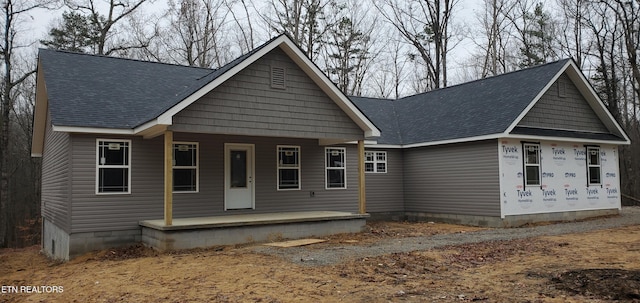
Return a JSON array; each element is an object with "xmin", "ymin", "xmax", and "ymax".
[
  {"xmin": 358, "ymin": 140, "xmax": 366, "ymax": 214},
  {"xmin": 164, "ymin": 130, "xmax": 173, "ymax": 226}
]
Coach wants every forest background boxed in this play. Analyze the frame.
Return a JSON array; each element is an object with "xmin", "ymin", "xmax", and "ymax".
[{"xmin": 0, "ymin": 0, "xmax": 638, "ymax": 248}]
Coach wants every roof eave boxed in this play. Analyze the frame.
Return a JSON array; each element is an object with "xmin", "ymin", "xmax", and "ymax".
[
  {"xmin": 277, "ymin": 40, "xmax": 381, "ymax": 138},
  {"xmin": 52, "ymin": 125, "xmax": 136, "ymax": 135},
  {"xmin": 31, "ymin": 59, "xmax": 48, "ymax": 158},
  {"xmin": 503, "ymin": 133, "xmax": 630, "ymax": 145},
  {"xmin": 505, "ymin": 59, "xmax": 631, "ymax": 144}
]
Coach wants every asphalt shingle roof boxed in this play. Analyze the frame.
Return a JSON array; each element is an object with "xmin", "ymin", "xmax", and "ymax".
[
  {"xmin": 38, "ymin": 36, "xmax": 276, "ymax": 129},
  {"xmin": 349, "ymin": 96, "xmax": 401, "ymax": 145},
  {"xmin": 351, "ymin": 59, "xmax": 572, "ymax": 145}
]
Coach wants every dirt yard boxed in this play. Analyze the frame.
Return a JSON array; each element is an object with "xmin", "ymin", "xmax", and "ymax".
[{"xmin": 1, "ymin": 221, "xmax": 639, "ymax": 302}]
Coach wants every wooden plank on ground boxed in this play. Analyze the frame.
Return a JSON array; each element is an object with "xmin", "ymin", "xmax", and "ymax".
[{"xmin": 264, "ymin": 239, "xmax": 326, "ymax": 247}]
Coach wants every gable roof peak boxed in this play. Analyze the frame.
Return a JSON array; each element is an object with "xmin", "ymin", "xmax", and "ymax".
[{"xmin": 399, "ymin": 58, "xmax": 572, "ymax": 101}]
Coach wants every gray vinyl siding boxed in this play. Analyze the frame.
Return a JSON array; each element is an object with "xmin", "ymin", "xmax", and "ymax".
[
  {"xmin": 41, "ymin": 113, "xmax": 71, "ymax": 232},
  {"xmin": 364, "ymin": 148, "xmax": 404, "ymax": 212},
  {"xmin": 69, "ymin": 133, "xmax": 359, "ymax": 233},
  {"xmin": 172, "ymin": 48, "xmax": 364, "ymax": 140},
  {"xmin": 70, "ymin": 134, "xmax": 164, "ymax": 233},
  {"xmin": 518, "ymin": 73, "xmax": 608, "ymax": 133},
  {"xmin": 403, "ymin": 140, "xmax": 500, "ymax": 217}
]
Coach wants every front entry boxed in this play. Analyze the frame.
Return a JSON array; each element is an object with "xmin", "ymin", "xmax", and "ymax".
[{"xmin": 224, "ymin": 143, "xmax": 255, "ymax": 210}]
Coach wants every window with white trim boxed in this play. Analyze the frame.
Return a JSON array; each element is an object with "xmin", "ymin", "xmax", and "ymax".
[
  {"xmin": 97, "ymin": 139, "xmax": 131, "ymax": 194},
  {"xmin": 587, "ymin": 146, "xmax": 601, "ymax": 185},
  {"xmin": 365, "ymin": 151, "xmax": 387, "ymax": 173},
  {"xmin": 523, "ymin": 143, "xmax": 540, "ymax": 186},
  {"xmin": 173, "ymin": 142, "xmax": 198, "ymax": 192},
  {"xmin": 277, "ymin": 145, "xmax": 300, "ymax": 190},
  {"xmin": 325, "ymin": 147, "xmax": 346, "ymax": 189}
]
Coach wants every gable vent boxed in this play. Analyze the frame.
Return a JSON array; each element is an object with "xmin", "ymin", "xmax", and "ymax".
[{"xmin": 271, "ymin": 66, "xmax": 286, "ymax": 89}]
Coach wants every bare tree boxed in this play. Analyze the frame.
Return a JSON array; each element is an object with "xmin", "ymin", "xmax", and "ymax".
[
  {"xmin": 376, "ymin": 0, "xmax": 458, "ymax": 90},
  {"xmin": 473, "ymin": 0, "xmax": 517, "ymax": 77},
  {"xmin": 506, "ymin": 1, "xmax": 557, "ymax": 67},
  {"xmin": 323, "ymin": 0, "xmax": 379, "ymax": 96},
  {"xmin": 264, "ymin": 0, "xmax": 335, "ymax": 60},
  {"xmin": 64, "ymin": 0, "xmax": 152, "ymax": 55},
  {"xmin": 369, "ymin": 34, "xmax": 410, "ymax": 99},
  {"xmin": 225, "ymin": 0, "xmax": 255, "ymax": 53},
  {"xmin": 556, "ymin": 0, "xmax": 588, "ymax": 67},
  {"xmin": 1, "ymin": 0, "xmax": 56, "ymax": 248},
  {"xmin": 159, "ymin": 0, "xmax": 233, "ymax": 68}
]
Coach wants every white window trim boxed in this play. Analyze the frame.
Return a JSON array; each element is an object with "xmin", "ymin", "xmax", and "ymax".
[
  {"xmin": 365, "ymin": 150, "xmax": 387, "ymax": 174},
  {"xmin": 95, "ymin": 139, "xmax": 132, "ymax": 195},
  {"xmin": 277, "ymin": 145, "xmax": 301, "ymax": 191},
  {"xmin": 587, "ymin": 146, "xmax": 601, "ymax": 186},
  {"xmin": 173, "ymin": 142, "xmax": 199, "ymax": 193},
  {"xmin": 523, "ymin": 143, "xmax": 541, "ymax": 186},
  {"xmin": 325, "ymin": 147, "xmax": 347, "ymax": 190}
]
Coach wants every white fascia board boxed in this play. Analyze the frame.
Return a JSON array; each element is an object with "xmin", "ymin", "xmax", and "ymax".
[
  {"xmin": 563, "ymin": 61, "xmax": 632, "ymax": 144},
  {"xmin": 364, "ymin": 144, "xmax": 403, "ymax": 149},
  {"xmin": 502, "ymin": 133, "xmax": 629, "ymax": 145},
  {"xmin": 141, "ymin": 35, "xmax": 381, "ymax": 139},
  {"xmin": 31, "ymin": 62, "xmax": 48, "ymax": 157},
  {"xmin": 155, "ymin": 36, "xmax": 289, "ymax": 127},
  {"xmin": 52, "ymin": 125, "xmax": 135, "ymax": 135},
  {"xmin": 278, "ymin": 41, "xmax": 381, "ymax": 138},
  {"xmin": 505, "ymin": 60, "xmax": 571, "ymax": 134},
  {"xmin": 343, "ymin": 140, "xmax": 379, "ymax": 145},
  {"xmin": 401, "ymin": 134, "xmax": 504, "ymax": 149}
]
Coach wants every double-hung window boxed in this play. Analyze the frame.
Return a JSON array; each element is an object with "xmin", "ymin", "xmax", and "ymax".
[
  {"xmin": 365, "ymin": 151, "xmax": 387, "ymax": 173},
  {"xmin": 587, "ymin": 146, "xmax": 601, "ymax": 185},
  {"xmin": 96, "ymin": 139, "xmax": 131, "ymax": 194},
  {"xmin": 173, "ymin": 142, "xmax": 198, "ymax": 192},
  {"xmin": 277, "ymin": 146, "xmax": 300, "ymax": 190},
  {"xmin": 325, "ymin": 147, "xmax": 346, "ymax": 189},
  {"xmin": 523, "ymin": 143, "xmax": 540, "ymax": 186}
]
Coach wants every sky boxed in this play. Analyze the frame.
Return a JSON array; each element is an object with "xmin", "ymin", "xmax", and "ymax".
[
  {"xmin": 27, "ymin": 0, "xmax": 480, "ymax": 53},
  {"xmin": 24, "ymin": 0, "xmax": 485, "ymax": 91}
]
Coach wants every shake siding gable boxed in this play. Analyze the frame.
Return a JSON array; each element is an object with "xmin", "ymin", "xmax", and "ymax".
[
  {"xmin": 41, "ymin": 113, "xmax": 71, "ymax": 232},
  {"xmin": 403, "ymin": 140, "xmax": 501, "ymax": 217},
  {"xmin": 518, "ymin": 73, "xmax": 609, "ymax": 133},
  {"xmin": 171, "ymin": 48, "xmax": 364, "ymax": 140}
]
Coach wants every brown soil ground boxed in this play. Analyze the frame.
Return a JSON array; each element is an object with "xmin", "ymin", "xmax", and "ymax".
[{"xmin": 1, "ymin": 221, "xmax": 639, "ymax": 303}]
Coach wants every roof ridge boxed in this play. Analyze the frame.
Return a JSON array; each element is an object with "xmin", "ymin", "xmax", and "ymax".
[
  {"xmin": 349, "ymin": 95, "xmax": 394, "ymax": 102},
  {"xmin": 38, "ymin": 48, "xmax": 216, "ymax": 72},
  {"xmin": 398, "ymin": 58, "xmax": 572, "ymax": 101}
]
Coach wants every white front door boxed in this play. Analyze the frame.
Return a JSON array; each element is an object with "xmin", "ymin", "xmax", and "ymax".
[{"xmin": 224, "ymin": 144, "xmax": 255, "ymax": 210}]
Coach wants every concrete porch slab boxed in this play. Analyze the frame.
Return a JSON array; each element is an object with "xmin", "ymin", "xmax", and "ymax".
[
  {"xmin": 139, "ymin": 211, "xmax": 369, "ymax": 251},
  {"xmin": 139, "ymin": 211, "xmax": 368, "ymax": 231}
]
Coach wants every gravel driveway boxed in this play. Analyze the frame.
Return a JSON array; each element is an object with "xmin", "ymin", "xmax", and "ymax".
[{"xmin": 253, "ymin": 206, "xmax": 640, "ymax": 266}]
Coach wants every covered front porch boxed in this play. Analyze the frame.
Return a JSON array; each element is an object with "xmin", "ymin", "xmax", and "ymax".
[{"xmin": 140, "ymin": 211, "xmax": 369, "ymax": 251}]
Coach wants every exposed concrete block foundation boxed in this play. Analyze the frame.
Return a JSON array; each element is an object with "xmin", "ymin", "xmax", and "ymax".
[
  {"xmin": 68, "ymin": 229, "xmax": 141, "ymax": 259},
  {"xmin": 403, "ymin": 208, "xmax": 620, "ymax": 228},
  {"xmin": 367, "ymin": 212, "xmax": 406, "ymax": 222},
  {"xmin": 142, "ymin": 218, "xmax": 366, "ymax": 251},
  {"xmin": 501, "ymin": 208, "xmax": 620, "ymax": 227},
  {"xmin": 43, "ymin": 218, "xmax": 70, "ymax": 261}
]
